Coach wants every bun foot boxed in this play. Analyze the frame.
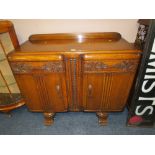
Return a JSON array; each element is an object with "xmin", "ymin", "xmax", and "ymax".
[
  {"xmin": 96, "ymin": 112, "xmax": 108, "ymax": 126},
  {"xmin": 43, "ymin": 112, "xmax": 55, "ymax": 126}
]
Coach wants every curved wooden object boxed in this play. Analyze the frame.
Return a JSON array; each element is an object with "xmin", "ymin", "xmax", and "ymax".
[
  {"xmin": 29, "ymin": 32, "xmax": 121, "ymax": 43},
  {"xmin": 0, "ymin": 99, "xmax": 25, "ymax": 113},
  {"xmin": 0, "ymin": 20, "xmax": 25, "ymax": 113},
  {"xmin": 0, "ymin": 20, "xmax": 19, "ymax": 48}
]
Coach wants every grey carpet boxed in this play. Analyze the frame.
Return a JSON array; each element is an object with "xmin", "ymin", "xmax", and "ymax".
[{"xmin": 0, "ymin": 106, "xmax": 155, "ymax": 135}]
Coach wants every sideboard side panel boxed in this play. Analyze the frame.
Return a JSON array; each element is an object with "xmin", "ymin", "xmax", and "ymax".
[{"xmin": 15, "ymin": 74, "xmax": 43, "ymax": 111}]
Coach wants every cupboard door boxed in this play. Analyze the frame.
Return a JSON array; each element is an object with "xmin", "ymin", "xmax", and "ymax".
[
  {"xmin": 82, "ymin": 53, "xmax": 141, "ymax": 111},
  {"xmin": 15, "ymin": 73, "xmax": 68, "ymax": 112},
  {"xmin": 11, "ymin": 59, "xmax": 68, "ymax": 112},
  {"xmin": 42, "ymin": 73, "xmax": 68, "ymax": 112},
  {"xmin": 83, "ymin": 73, "xmax": 136, "ymax": 111}
]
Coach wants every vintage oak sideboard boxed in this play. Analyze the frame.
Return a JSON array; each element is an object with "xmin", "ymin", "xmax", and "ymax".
[{"xmin": 8, "ymin": 32, "xmax": 142, "ymax": 125}]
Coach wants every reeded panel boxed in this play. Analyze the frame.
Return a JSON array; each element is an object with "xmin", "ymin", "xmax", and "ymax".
[
  {"xmin": 100, "ymin": 72, "xmax": 135, "ymax": 110},
  {"xmin": 83, "ymin": 72, "xmax": 136, "ymax": 111},
  {"xmin": 83, "ymin": 74, "xmax": 103, "ymax": 111},
  {"xmin": 43, "ymin": 73, "xmax": 68, "ymax": 112},
  {"xmin": 15, "ymin": 72, "xmax": 68, "ymax": 112}
]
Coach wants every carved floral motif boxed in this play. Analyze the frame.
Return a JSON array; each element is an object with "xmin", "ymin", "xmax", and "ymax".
[
  {"xmin": 11, "ymin": 63, "xmax": 32, "ymax": 73},
  {"xmin": 114, "ymin": 61, "xmax": 137, "ymax": 71},
  {"xmin": 11, "ymin": 62, "xmax": 64, "ymax": 73},
  {"xmin": 41, "ymin": 62, "xmax": 64, "ymax": 72},
  {"xmin": 84, "ymin": 61, "xmax": 137, "ymax": 72},
  {"xmin": 84, "ymin": 62, "xmax": 108, "ymax": 71}
]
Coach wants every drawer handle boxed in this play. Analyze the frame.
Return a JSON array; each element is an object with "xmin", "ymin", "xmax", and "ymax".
[
  {"xmin": 56, "ymin": 84, "xmax": 63, "ymax": 98},
  {"xmin": 88, "ymin": 84, "xmax": 93, "ymax": 97},
  {"xmin": 56, "ymin": 85, "xmax": 60, "ymax": 92}
]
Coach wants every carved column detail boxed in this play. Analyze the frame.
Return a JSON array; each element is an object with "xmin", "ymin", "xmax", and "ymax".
[{"xmin": 70, "ymin": 58, "xmax": 78, "ymax": 110}]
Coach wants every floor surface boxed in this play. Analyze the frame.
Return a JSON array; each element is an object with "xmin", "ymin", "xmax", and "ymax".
[{"xmin": 0, "ymin": 106, "xmax": 155, "ymax": 135}]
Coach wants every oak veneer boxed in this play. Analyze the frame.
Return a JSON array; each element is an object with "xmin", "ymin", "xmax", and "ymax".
[{"xmin": 8, "ymin": 32, "xmax": 142, "ymax": 125}]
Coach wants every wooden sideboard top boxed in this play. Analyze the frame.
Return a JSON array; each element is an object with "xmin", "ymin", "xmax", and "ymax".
[
  {"xmin": 15, "ymin": 32, "xmax": 140, "ymax": 52},
  {"xmin": 8, "ymin": 32, "xmax": 141, "ymax": 60}
]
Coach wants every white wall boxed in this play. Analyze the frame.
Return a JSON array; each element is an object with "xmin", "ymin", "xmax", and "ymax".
[{"xmin": 10, "ymin": 19, "xmax": 138, "ymax": 44}]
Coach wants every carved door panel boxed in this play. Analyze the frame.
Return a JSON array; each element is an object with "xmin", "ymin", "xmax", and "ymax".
[
  {"xmin": 10, "ymin": 60, "xmax": 68, "ymax": 112},
  {"xmin": 42, "ymin": 73, "xmax": 68, "ymax": 112},
  {"xmin": 82, "ymin": 53, "xmax": 140, "ymax": 111},
  {"xmin": 82, "ymin": 73, "xmax": 136, "ymax": 111}
]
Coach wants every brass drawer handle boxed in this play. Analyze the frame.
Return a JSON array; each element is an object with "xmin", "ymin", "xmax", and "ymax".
[
  {"xmin": 56, "ymin": 84, "xmax": 63, "ymax": 98},
  {"xmin": 88, "ymin": 84, "xmax": 93, "ymax": 97},
  {"xmin": 56, "ymin": 84, "xmax": 60, "ymax": 92}
]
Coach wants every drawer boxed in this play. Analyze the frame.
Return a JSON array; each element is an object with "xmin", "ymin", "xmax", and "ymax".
[
  {"xmin": 9, "ymin": 54, "xmax": 65, "ymax": 74},
  {"xmin": 82, "ymin": 60, "xmax": 139, "ymax": 73},
  {"xmin": 10, "ymin": 61, "xmax": 65, "ymax": 74},
  {"xmin": 82, "ymin": 53, "xmax": 141, "ymax": 73}
]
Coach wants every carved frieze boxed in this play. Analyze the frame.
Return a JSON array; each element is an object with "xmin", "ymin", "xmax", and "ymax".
[
  {"xmin": 11, "ymin": 63, "xmax": 32, "ymax": 73},
  {"xmin": 11, "ymin": 62, "xmax": 64, "ymax": 73},
  {"xmin": 114, "ymin": 61, "xmax": 137, "ymax": 71},
  {"xmin": 84, "ymin": 61, "xmax": 108, "ymax": 71},
  {"xmin": 83, "ymin": 60, "xmax": 137, "ymax": 72},
  {"xmin": 41, "ymin": 62, "xmax": 64, "ymax": 72}
]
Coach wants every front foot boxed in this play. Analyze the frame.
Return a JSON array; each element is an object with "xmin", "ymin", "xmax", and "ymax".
[
  {"xmin": 96, "ymin": 112, "xmax": 108, "ymax": 126},
  {"xmin": 43, "ymin": 112, "xmax": 55, "ymax": 126}
]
